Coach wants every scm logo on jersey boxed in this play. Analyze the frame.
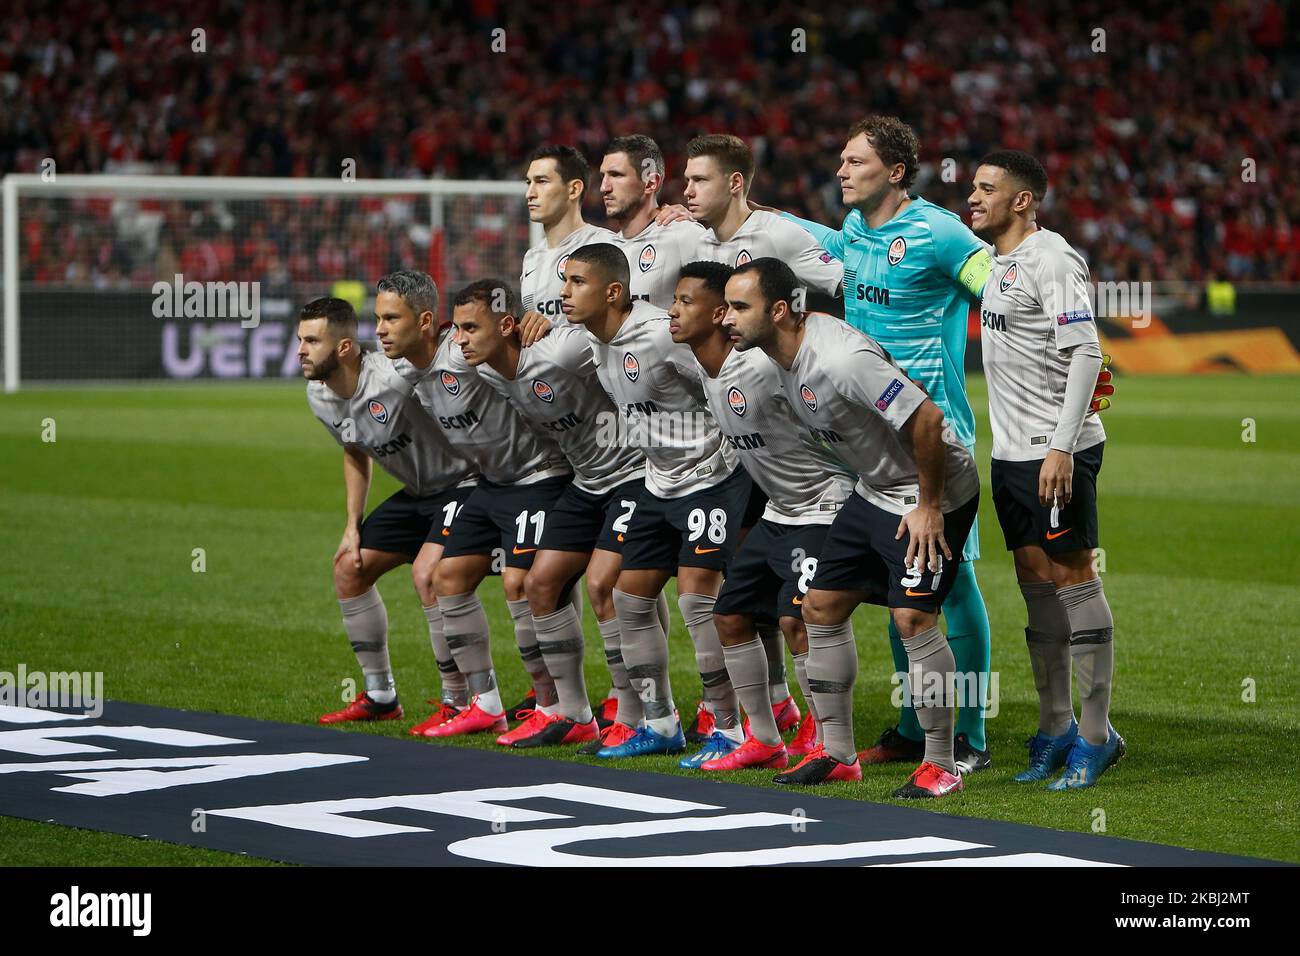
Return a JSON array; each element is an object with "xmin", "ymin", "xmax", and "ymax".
[
  {"xmin": 638, "ymin": 244, "xmax": 657, "ymax": 273},
  {"xmin": 532, "ymin": 380, "xmax": 555, "ymax": 403},
  {"xmin": 800, "ymin": 384, "xmax": 818, "ymax": 412},
  {"xmin": 367, "ymin": 400, "xmax": 389, "ymax": 424},
  {"xmin": 727, "ymin": 386, "xmax": 747, "ymax": 417},
  {"xmin": 888, "ymin": 237, "xmax": 907, "ymax": 265},
  {"xmin": 440, "ymin": 371, "xmax": 461, "ymax": 396},
  {"xmin": 1000, "ymin": 262, "xmax": 1019, "ymax": 292},
  {"xmin": 623, "ymin": 352, "xmax": 640, "ymax": 382}
]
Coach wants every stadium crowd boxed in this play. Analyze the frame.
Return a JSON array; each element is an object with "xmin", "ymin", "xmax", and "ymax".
[{"xmin": 3, "ymin": 0, "xmax": 1296, "ymax": 288}]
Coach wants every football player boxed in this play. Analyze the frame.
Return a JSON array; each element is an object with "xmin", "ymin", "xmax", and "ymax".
[
  {"xmin": 300, "ymin": 296, "xmax": 478, "ymax": 725},
  {"xmin": 969, "ymin": 149, "xmax": 1123, "ymax": 789}
]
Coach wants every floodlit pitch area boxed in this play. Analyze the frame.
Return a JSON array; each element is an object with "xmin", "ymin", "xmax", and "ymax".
[{"xmin": 1, "ymin": 374, "xmax": 1297, "ymax": 865}]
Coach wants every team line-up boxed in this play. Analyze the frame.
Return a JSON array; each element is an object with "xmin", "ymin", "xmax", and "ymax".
[{"xmin": 299, "ymin": 117, "xmax": 1122, "ymax": 797}]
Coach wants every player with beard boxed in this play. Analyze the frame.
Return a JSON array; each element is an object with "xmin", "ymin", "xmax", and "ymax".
[
  {"xmin": 300, "ymin": 296, "xmax": 478, "ymax": 726},
  {"xmin": 968, "ymin": 149, "xmax": 1123, "ymax": 789},
  {"xmin": 450, "ymin": 278, "xmax": 652, "ymax": 748},
  {"xmin": 561, "ymin": 243, "xmax": 751, "ymax": 762},
  {"xmin": 668, "ymin": 261, "xmax": 856, "ymax": 769},
  {"xmin": 726, "ymin": 257, "xmax": 981, "ymax": 797},
  {"xmin": 520, "ymin": 145, "xmax": 614, "ymax": 326}
]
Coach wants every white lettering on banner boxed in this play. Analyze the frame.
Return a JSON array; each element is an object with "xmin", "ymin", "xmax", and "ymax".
[
  {"xmin": 0, "ymin": 704, "xmax": 93, "ymax": 724},
  {"xmin": 162, "ymin": 317, "xmax": 373, "ymax": 379},
  {"xmin": 0, "ymin": 725, "xmax": 249, "ymax": 757},
  {"xmin": 208, "ymin": 783, "xmax": 716, "ymax": 838},
  {"xmin": 449, "ymin": 815, "xmax": 990, "ymax": 866},
  {"xmin": 0, "ymin": 753, "xmax": 367, "ymax": 796}
]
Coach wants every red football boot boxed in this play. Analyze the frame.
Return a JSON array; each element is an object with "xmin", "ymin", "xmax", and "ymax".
[
  {"xmin": 418, "ymin": 697, "xmax": 507, "ymax": 738},
  {"xmin": 772, "ymin": 744, "xmax": 863, "ymax": 785},
  {"xmin": 787, "ymin": 710, "xmax": 818, "ymax": 757},
  {"xmin": 496, "ymin": 708, "xmax": 551, "ymax": 746},
  {"xmin": 577, "ymin": 720, "xmax": 636, "ymax": 756},
  {"xmin": 319, "ymin": 693, "xmax": 403, "ymax": 725},
  {"xmin": 685, "ymin": 701, "xmax": 715, "ymax": 744},
  {"xmin": 742, "ymin": 695, "xmax": 803, "ymax": 738},
  {"xmin": 594, "ymin": 695, "xmax": 619, "ymax": 730},
  {"xmin": 700, "ymin": 736, "xmax": 789, "ymax": 772},
  {"xmin": 408, "ymin": 702, "xmax": 461, "ymax": 736},
  {"xmin": 893, "ymin": 761, "xmax": 964, "ymax": 799},
  {"xmin": 511, "ymin": 711, "xmax": 600, "ymax": 748}
]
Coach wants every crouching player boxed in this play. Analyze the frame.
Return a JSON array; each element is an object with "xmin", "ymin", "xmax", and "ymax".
[
  {"xmin": 727, "ymin": 258, "xmax": 981, "ymax": 797},
  {"xmin": 300, "ymin": 296, "xmax": 478, "ymax": 724},
  {"xmin": 969, "ymin": 150, "xmax": 1123, "ymax": 789}
]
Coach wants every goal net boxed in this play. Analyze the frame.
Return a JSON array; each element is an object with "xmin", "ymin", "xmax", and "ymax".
[{"xmin": 1, "ymin": 175, "xmax": 540, "ymax": 390}]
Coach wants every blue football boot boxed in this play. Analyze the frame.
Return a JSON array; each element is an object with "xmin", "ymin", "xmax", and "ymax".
[
  {"xmin": 596, "ymin": 722, "xmax": 686, "ymax": 758},
  {"xmin": 1046, "ymin": 725, "xmax": 1126, "ymax": 791},
  {"xmin": 1013, "ymin": 719, "xmax": 1079, "ymax": 782},
  {"xmin": 678, "ymin": 730, "xmax": 740, "ymax": 769}
]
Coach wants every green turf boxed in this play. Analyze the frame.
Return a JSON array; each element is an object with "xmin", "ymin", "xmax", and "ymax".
[{"xmin": 2, "ymin": 375, "xmax": 1298, "ymax": 865}]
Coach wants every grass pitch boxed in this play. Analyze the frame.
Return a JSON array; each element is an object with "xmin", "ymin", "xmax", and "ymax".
[{"xmin": 1, "ymin": 374, "xmax": 1297, "ymax": 865}]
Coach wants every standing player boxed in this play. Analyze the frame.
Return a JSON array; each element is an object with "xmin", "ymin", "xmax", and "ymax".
[
  {"xmin": 300, "ymin": 296, "xmax": 478, "ymax": 725},
  {"xmin": 561, "ymin": 243, "xmax": 752, "ymax": 762},
  {"xmin": 378, "ymin": 271, "xmax": 575, "ymax": 738},
  {"xmin": 727, "ymin": 258, "xmax": 981, "ymax": 797},
  {"xmin": 520, "ymin": 145, "xmax": 613, "ymax": 324},
  {"xmin": 669, "ymin": 261, "xmax": 856, "ymax": 769},
  {"xmin": 599, "ymin": 134, "xmax": 706, "ymax": 309},
  {"xmin": 450, "ymin": 278, "xmax": 649, "ymax": 747},
  {"xmin": 968, "ymin": 150, "xmax": 1123, "ymax": 789},
  {"xmin": 768, "ymin": 117, "xmax": 996, "ymax": 772}
]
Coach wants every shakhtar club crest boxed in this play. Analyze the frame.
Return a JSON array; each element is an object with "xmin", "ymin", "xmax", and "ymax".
[
  {"xmin": 532, "ymin": 380, "xmax": 555, "ymax": 403},
  {"xmin": 1000, "ymin": 262, "xmax": 1019, "ymax": 292},
  {"xmin": 367, "ymin": 400, "xmax": 389, "ymax": 424},
  {"xmin": 800, "ymin": 384, "xmax": 818, "ymax": 412},
  {"xmin": 623, "ymin": 352, "xmax": 640, "ymax": 382},
  {"xmin": 440, "ymin": 371, "xmax": 461, "ymax": 395},
  {"xmin": 727, "ymin": 386, "xmax": 747, "ymax": 416},
  {"xmin": 887, "ymin": 236, "xmax": 907, "ymax": 265},
  {"xmin": 639, "ymin": 244, "xmax": 657, "ymax": 273}
]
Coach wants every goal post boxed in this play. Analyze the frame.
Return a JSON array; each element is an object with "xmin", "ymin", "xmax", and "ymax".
[{"xmin": 1, "ymin": 174, "xmax": 543, "ymax": 392}]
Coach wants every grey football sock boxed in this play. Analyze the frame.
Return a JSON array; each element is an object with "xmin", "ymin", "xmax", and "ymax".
[
  {"xmin": 678, "ymin": 592, "xmax": 739, "ymax": 732},
  {"xmin": 902, "ymin": 624, "xmax": 957, "ymax": 774},
  {"xmin": 805, "ymin": 620, "xmax": 857, "ymax": 762},
  {"xmin": 655, "ymin": 590, "xmax": 670, "ymax": 637},
  {"xmin": 599, "ymin": 616, "xmax": 642, "ymax": 727},
  {"xmin": 1019, "ymin": 581, "xmax": 1075, "ymax": 736},
  {"xmin": 340, "ymin": 586, "xmax": 395, "ymax": 701},
  {"xmin": 439, "ymin": 590, "xmax": 499, "ymax": 709},
  {"xmin": 423, "ymin": 604, "xmax": 467, "ymax": 707},
  {"xmin": 612, "ymin": 589, "xmax": 675, "ymax": 727},
  {"xmin": 1058, "ymin": 578, "xmax": 1115, "ymax": 746},
  {"xmin": 508, "ymin": 597, "xmax": 557, "ymax": 708},
  {"xmin": 758, "ymin": 622, "xmax": 791, "ymax": 704},
  {"xmin": 792, "ymin": 651, "xmax": 820, "ymax": 734},
  {"xmin": 724, "ymin": 638, "xmax": 780, "ymax": 745},
  {"xmin": 533, "ymin": 605, "xmax": 591, "ymax": 722}
]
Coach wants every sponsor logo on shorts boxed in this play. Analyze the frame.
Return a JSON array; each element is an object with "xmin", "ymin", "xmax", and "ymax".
[
  {"xmin": 532, "ymin": 380, "xmax": 555, "ymax": 403},
  {"xmin": 623, "ymin": 352, "xmax": 640, "ymax": 382},
  {"xmin": 792, "ymin": 595, "xmax": 802, "ymax": 605},
  {"xmin": 800, "ymin": 384, "xmax": 818, "ymax": 412},
  {"xmin": 1046, "ymin": 528, "xmax": 1072, "ymax": 540},
  {"xmin": 440, "ymin": 371, "xmax": 461, "ymax": 396},
  {"xmin": 694, "ymin": 545, "xmax": 721, "ymax": 555},
  {"xmin": 905, "ymin": 588, "xmax": 935, "ymax": 597},
  {"xmin": 367, "ymin": 400, "xmax": 389, "ymax": 424},
  {"xmin": 735, "ymin": 250, "xmax": 752, "ymax": 266},
  {"xmin": 727, "ymin": 386, "xmax": 747, "ymax": 417},
  {"xmin": 638, "ymin": 244, "xmax": 657, "ymax": 273},
  {"xmin": 875, "ymin": 378, "xmax": 905, "ymax": 411},
  {"xmin": 512, "ymin": 546, "xmax": 538, "ymax": 555},
  {"xmin": 887, "ymin": 236, "xmax": 907, "ymax": 265},
  {"xmin": 1056, "ymin": 310, "xmax": 1095, "ymax": 326},
  {"xmin": 557, "ymin": 253, "xmax": 570, "ymax": 281},
  {"xmin": 1000, "ymin": 262, "xmax": 1019, "ymax": 292}
]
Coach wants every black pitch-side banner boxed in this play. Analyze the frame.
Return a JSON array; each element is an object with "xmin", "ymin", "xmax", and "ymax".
[{"xmin": 0, "ymin": 702, "xmax": 1280, "ymax": 868}]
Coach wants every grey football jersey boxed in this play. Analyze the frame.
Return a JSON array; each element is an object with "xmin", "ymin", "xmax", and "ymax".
[
  {"xmin": 521, "ymin": 223, "xmax": 616, "ymax": 324},
  {"xmin": 476, "ymin": 326, "xmax": 645, "ymax": 495},
  {"xmin": 776, "ymin": 314, "xmax": 980, "ymax": 515},
  {"xmin": 307, "ymin": 349, "xmax": 477, "ymax": 497},
  {"xmin": 980, "ymin": 227, "xmax": 1106, "ymax": 461},
  {"xmin": 613, "ymin": 218, "xmax": 708, "ymax": 310},
  {"xmin": 397, "ymin": 331, "xmax": 572, "ymax": 486},
  {"xmin": 703, "ymin": 347, "xmax": 855, "ymax": 525},
  {"xmin": 696, "ymin": 209, "xmax": 844, "ymax": 296},
  {"xmin": 590, "ymin": 299, "xmax": 734, "ymax": 499}
]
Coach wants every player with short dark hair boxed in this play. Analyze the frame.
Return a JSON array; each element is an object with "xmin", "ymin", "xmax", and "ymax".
[
  {"xmin": 669, "ymin": 260, "xmax": 856, "ymax": 770},
  {"xmin": 561, "ymin": 242, "xmax": 752, "ymax": 761},
  {"xmin": 726, "ymin": 257, "xmax": 982, "ymax": 798},
  {"xmin": 450, "ymin": 276, "xmax": 653, "ymax": 748},
  {"xmin": 301, "ymin": 294, "xmax": 479, "ymax": 726},
  {"xmin": 520, "ymin": 144, "xmax": 614, "ymax": 324},
  {"xmin": 969, "ymin": 149, "xmax": 1123, "ymax": 790}
]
